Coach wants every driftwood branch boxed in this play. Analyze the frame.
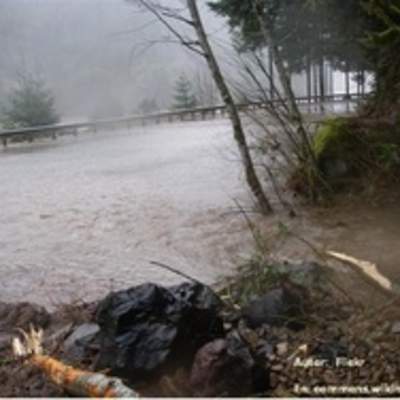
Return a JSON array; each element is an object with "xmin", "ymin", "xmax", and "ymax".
[
  {"xmin": 327, "ymin": 251, "xmax": 400, "ymax": 298},
  {"xmin": 12, "ymin": 326, "xmax": 138, "ymax": 398}
]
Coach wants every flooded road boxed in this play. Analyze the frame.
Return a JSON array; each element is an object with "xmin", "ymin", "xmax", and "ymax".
[{"xmin": 0, "ymin": 120, "xmax": 254, "ymax": 307}]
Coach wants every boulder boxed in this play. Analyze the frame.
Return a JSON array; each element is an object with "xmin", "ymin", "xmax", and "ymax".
[
  {"xmin": 190, "ymin": 335, "xmax": 261, "ymax": 397},
  {"xmin": 242, "ymin": 281, "xmax": 306, "ymax": 330},
  {"xmin": 95, "ymin": 282, "xmax": 224, "ymax": 382}
]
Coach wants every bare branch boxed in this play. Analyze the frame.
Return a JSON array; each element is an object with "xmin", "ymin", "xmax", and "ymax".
[{"xmin": 134, "ymin": 0, "xmax": 205, "ymax": 57}]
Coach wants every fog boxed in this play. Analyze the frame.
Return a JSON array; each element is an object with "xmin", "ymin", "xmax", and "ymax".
[{"xmin": 0, "ymin": 0, "xmax": 229, "ymax": 121}]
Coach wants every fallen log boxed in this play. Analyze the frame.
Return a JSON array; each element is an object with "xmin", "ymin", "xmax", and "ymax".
[
  {"xmin": 326, "ymin": 251, "xmax": 400, "ymax": 298},
  {"xmin": 12, "ymin": 326, "xmax": 138, "ymax": 398}
]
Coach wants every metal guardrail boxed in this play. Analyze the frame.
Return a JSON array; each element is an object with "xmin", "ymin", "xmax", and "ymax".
[{"xmin": 0, "ymin": 93, "xmax": 362, "ymax": 147}]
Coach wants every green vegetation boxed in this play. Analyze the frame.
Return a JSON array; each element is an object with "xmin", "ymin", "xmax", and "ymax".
[
  {"xmin": 362, "ymin": 0, "xmax": 400, "ymax": 115},
  {"xmin": 173, "ymin": 74, "xmax": 197, "ymax": 110},
  {"xmin": 312, "ymin": 118, "xmax": 354, "ymax": 161},
  {"xmin": 310, "ymin": 117, "xmax": 400, "ymax": 192},
  {"xmin": 2, "ymin": 76, "xmax": 59, "ymax": 128},
  {"xmin": 209, "ymin": 0, "xmax": 400, "ymax": 116},
  {"xmin": 219, "ymin": 256, "xmax": 281, "ymax": 306},
  {"xmin": 209, "ymin": 0, "xmax": 367, "ymax": 75}
]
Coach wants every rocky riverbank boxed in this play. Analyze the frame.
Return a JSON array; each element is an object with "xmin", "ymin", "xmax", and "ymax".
[{"xmin": 1, "ymin": 260, "xmax": 400, "ymax": 397}]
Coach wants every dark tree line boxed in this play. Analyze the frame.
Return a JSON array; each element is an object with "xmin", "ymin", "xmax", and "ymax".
[{"xmin": 209, "ymin": 0, "xmax": 399, "ymax": 114}]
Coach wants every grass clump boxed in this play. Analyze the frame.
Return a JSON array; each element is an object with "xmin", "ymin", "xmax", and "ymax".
[{"xmin": 219, "ymin": 255, "xmax": 282, "ymax": 308}]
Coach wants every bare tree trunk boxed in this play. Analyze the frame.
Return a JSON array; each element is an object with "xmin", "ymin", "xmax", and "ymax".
[
  {"xmin": 319, "ymin": 59, "xmax": 325, "ymax": 102},
  {"xmin": 253, "ymin": 0, "xmax": 318, "ymax": 173},
  {"xmin": 306, "ymin": 56, "xmax": 312, "ymax": 105},
  {"xmin": 269, "ymin": 47, "xmax": 274, "ymax": 100},
  {"xmin": 361, "ymin": 69, "xmax": 365, "ymax": 96},
  {"xmin": 319, "ymin": 58, "xmax": 325, "ymax": 114},
  {"xmin": 313, "ymin": 64, "xmax": 319, "ymax": 102},
  {"xmin": 187, "ymin": 0, "xmax": 273, "ymax": 214},
  {"xmin": 345, "ymin": 63, "xmax": 350, "ymax": 98},
  {"xmin": 329, "ymin": 64, "xmax": 334, "ymax": 95}
]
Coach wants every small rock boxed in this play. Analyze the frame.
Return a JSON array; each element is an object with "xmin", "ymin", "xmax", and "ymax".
[
  {"xmin": 326, "ymin": 325, "xmax": 342, "ymax": 339},
  {"xmin": 237, "ymin": 321, "xmax": 259, "ymax": 349},
  {"xmin": 391, "ymin": 321, "xmax": 400, "ymax": 334},
  {"xmin": 63, "ymin": 323, "xmax": 100, "ymax": 363},
  {"xmin": 269, "ymin": 372, "xmax": 279, "ymax": 388},
  {"xmin": 271, "ymin": 363, "xmax": 284, "ymax": 372},
  {"xmin": 255, "ymin": 341, "xmax": 274, "ymax": 359},
  {"xmin": 276, "ymin": 342, "xmax": 288, "ymax": 356},
  {"xmin": 312, "ymin": 340, "xmax": 347, "ymax": 364},
  {"xmin": 323, "ymin": 370, "xmax": 337, "ymax": 385},
  {"xmin": 221, "ymin": 310, "xmax": 241, "ymax": 323},
  {"xmin": 223, "ymin": 322, "xmax": 233, "ymax": 331},
  {"xmin": 64, "ymin": 323, "xmax": 99, "ymax": 350}
]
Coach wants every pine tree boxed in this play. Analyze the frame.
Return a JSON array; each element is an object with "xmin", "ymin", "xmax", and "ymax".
[
  {"xmin": 208, "ymin": 0, "xmax": 367, "ymax": 75},
  {"xmin": 3, "ymin": 76, "xmax": 59, "ymax": 128},
  {"xmin": 173, "ymin": 74, "xmax": 197, "ymax": 110}
]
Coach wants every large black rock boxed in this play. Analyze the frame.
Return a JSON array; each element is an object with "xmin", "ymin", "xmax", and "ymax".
[
  {"xmin": 242, "ymin": 281, "xmax": 307, "ymax": 330},
  {"xmin": 95, "ymin": 282, "xmax": 224, "ymax": 382}
]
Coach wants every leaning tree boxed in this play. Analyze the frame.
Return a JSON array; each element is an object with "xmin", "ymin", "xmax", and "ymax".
[{"xmin": 130, "ymin": 0, "xmax": 274, "ymax": 213}]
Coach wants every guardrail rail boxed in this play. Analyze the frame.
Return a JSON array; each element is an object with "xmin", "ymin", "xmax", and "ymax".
[{"xmin": 0, "ymin": 93, "xmax": 363, "ymax": 147}]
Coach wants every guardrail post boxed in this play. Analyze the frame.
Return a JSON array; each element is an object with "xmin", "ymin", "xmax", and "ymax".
[
  {"xmin": 51, "ymin": 131, "xmax": 57, "ymax": 140},
  {"xmin": 2, "ymin": 138, "xmax": 7, "ymax": 147}
]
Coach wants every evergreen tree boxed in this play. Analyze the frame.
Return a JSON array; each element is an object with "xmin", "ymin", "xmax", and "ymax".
[
  {"xmin": 3, "ymin": 76, "xmax": 59, "ymax": 128},
  {"xmin": 208, "ymin": 0, "xmax": 367, "ymax": 74},
  {"xmin": 173, "ymin": 74, "xmax": 197, "ymax": 109},
  {"xmin": 209, "ymin": 0, "xmax": 399, "ymax": 115},
  {"xmin": 362, "ymin": 0, "xmax": 400, "ymax": 114}
]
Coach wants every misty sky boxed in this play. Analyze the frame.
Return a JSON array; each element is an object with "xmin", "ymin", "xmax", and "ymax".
[{"xmin": 0, "ymin": 0, "xmax": 230, "ymax": 120}]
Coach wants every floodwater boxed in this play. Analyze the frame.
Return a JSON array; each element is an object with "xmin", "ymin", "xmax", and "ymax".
[{"xmin": 0, "ymin": 120, "xmax": 253, "ymax": 307}]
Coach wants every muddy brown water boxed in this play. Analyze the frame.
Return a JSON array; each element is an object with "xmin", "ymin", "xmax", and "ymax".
[
  {"xmin": 2, "ymin": 118, "xmax": 398, "ymax": 309},
  {"xmin": 0, "ymin": 121, "xmax": 255, "ymax": 307}
]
